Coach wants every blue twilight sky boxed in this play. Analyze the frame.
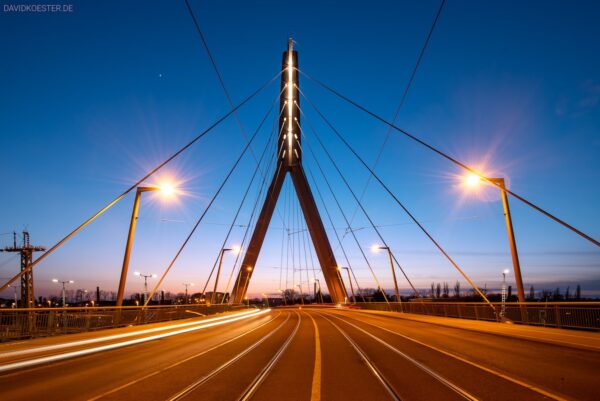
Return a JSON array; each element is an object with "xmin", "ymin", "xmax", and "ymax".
[{"xmin": 1, "ymin": 0, "xmax": 599, "ymax": 300}]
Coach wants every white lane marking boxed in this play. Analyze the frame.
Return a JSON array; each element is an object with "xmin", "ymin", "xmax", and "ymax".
[
  {"xmin": 0, "ymin": 309, "xmax": 260, "ymax": 359},
  {"xmin": 337, "ymin": 311, "xmax": 567, "ymax": 401},
  {"xmin": 167, "ymin": 312, "xmax": 293, "ymax": 401},
  {"xmin": 87, "ymin": 312, "xmax": 281, "ymax": 401},
  {"xmin": 325, "ymin": 312, "xmax": 477, "ymax": 400},
  {"xmin": 0, "ymin": 309, "xmax": 270, "ymax": 374},
  {"xmin": 237, "ymin": 311, "xmax": 302, "ymax": 401}
]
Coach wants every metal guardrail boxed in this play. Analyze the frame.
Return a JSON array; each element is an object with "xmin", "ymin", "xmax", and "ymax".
[
  {"xmin": 355, "ymin": 301, "xmax": 600, "ymax": 330},
  {"xmin": 0, "ymin": 304, "xmax": 249, "ymax": 341}
]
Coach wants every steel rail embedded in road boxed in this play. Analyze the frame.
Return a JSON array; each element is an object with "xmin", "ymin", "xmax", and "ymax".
[
  {"xmin": 332, "ymin": 310, "xmax": 568, "ymax": 401},
  {"xmin": 318, "ymin": 313, "xmax": 402, "ymax": 401},
  {"xmin": 236, "ymin": 311, "xmax": 302, "ymax": 401},
  {"xmin": 87, "ymin": 311, "xmax": 282, "ymax": 401},
  {"xmin": 166, "ymin": 312, "xmax": 296, "ymax": 401},
  {"xmin": 323, "ymin": 311, "xmax": 478, "ymax": 401}
]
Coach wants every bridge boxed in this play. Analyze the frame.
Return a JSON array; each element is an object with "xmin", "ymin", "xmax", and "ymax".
[{"xmin": 1, "ymin": 1, "xmax": 600, "ymax": 400}]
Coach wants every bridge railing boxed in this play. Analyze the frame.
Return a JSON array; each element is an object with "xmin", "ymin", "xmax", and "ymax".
[
  {"xmin": 0, "ymin": 304, "xmax": 249, "ymax": 341},
  {"xmin": 355, "ymin": 301, "xmax": 600, "ymax": 330}
]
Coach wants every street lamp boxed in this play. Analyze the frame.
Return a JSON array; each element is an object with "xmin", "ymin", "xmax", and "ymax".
[
  {"xmin": 183, "ymin": 282, "xmax": 194, "ymax": 304},
  {"xmin": 501, "ymin": 269, "xmax": 509, "ymax": 317},
  {"xmin": 116, "ymin": 182, "xmax": 178, "ymax": 307},
  {"xmin": 464, "ymin": 174, "xmax": 525, "ymax": 303},
  {"xmin": 212, "ymin": 246, "xmax": 240, "ymax": 304},
  {"xmin": 52, "ymin": 279, "xmax": 74, "ymax": 307},
  {"xmin": 262, "ymin": 293, "xmax": 270, "ymax": 308},
  {"xmin": 340, "ymin": 267, "xmax": 356, "ymax": 304},
  {"xmin": 134, "ymin": 271, "xmax": 157, "ymax": 305},
  {"xmin": 371, "ymin": 245, "xmax": 401, "ymax": 304}
]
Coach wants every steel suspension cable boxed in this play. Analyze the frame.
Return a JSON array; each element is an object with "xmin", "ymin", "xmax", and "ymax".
[
  {"xmin": 0, "ymin": 72, "xmax": 281, "ymax": 294},
  {"xmin": 299, "ymin": 90, "xmax": 495, "ymax": 309},
  {"xmin": 347, "ymin": 0, "xmax": 446, "ymax": 229},
  {"xmin": 299, "ymin": 71, "xmax": 600, "ymax": 248},
  {"xmin": 296, "ymin": 117, "xmax": 419, "ymax": 297},
  {"xmin": 183, "ymin": 0, "xmax": 289, "ymax": 233},
  {"xmin": 145, "ymin": 94, "xmax": 279, "ymax": 306},
  {"xmin": 295, "ymin": 134, "xmax": 390, "ymax": 303},
  {"xmin": 199, "ymin": 115, "xmax": 277, "ymax": 297},
  {"xmin": 304, "ymin": 164, "xmax": 367, "ymax": 302},
  {"xmin": 221, "ymin": 132, "xmax": 278, "ymax": 303},
  {"xmin": 226, "ymin": 135, "xmax": 279, "ymax": 303}
]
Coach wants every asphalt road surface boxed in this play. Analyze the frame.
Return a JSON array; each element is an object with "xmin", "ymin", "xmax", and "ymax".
[{"xmin": 0, "ymin": 307, "xmax": 597, "ymax": 401}]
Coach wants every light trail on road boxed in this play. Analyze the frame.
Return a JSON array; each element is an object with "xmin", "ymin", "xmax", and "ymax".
[{"xmin": 0, "ymin": 308, "xmax": 597, "ymax": 401}]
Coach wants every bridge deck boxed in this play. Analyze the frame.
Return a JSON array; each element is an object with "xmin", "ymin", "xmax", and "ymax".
[{"xmin": 0, "ymin": 307, "xmax": 597, "ymax": 401}]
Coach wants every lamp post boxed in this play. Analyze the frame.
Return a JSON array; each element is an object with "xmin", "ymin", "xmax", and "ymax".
[
  {"xmin": 341, "ymin": 267, "xmax": 356, "ymax": 304},
  {"xmin": 212, "ymin": 246, "xmax": 240, "ymax": 304},
  {"xmin": 262, "ymin": 293, "xmax": 270, "ymax": 308},
  {"xmin": 464, "ymin": 174, "xmax": 525, "ymax": 303},
  {"xmin": 371, "ymin": 245, "xmax": 401, "ymax": 304},
  {"xmin": 183, "ymin": 282, "xmax": 194, "ymax": 304},
  {"xmin": 134, "ymin": 271, "xmax": 157, "ymax": 305},
  {"xmin": 52, "ymin": 279, "xmax": 74, "ymax": 307},
  {"xmin": 116, "ymin": 182, "xmax": 177, "ymax": 307}
]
